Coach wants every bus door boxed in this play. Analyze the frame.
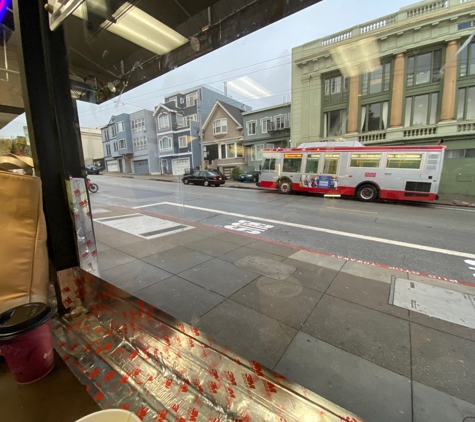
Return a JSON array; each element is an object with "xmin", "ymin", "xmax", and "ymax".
[
  {"xmin": 282, "ymin": 153, "xmax": 303, "ymax": 186},
  {"xmin": 318, "ymin": 153, "xmax": 340, "ymax": 190},
  {"xmin": 300, "ymin": 153, "xmax": 321, "ymax": 189}
]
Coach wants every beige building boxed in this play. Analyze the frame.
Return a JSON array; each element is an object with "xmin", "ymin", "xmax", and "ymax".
[
  {"xmin": 292, "ymin": 0, "xmax": 475, "ymax": 195},
  {"xmin": 81, "ymin": 127, "xmax": 103, "ymax": 165},
  {"xmin": 202, "ymin": 101, "xmax": 246, "ymax": 176}
]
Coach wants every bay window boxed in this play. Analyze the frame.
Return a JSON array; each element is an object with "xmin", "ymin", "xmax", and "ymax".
[
  {"xmin": 159, "ymin": 114, "xmax": 169, "ymax": 129},
  {"xmin": 220, "ymin": 142, "xmax": 243, "ymax": 159}
]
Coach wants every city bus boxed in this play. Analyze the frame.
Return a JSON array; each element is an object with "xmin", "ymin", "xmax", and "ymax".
[{"xmin": 257, "ymin": 142, "xmax": 446, "ymax": 202}]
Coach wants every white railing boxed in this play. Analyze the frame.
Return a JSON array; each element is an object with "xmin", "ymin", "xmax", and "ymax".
[
  {"xmin": 405, "ymin": 1, "xmax": 448, "ymax": 19},
  {"xmin": 403, "ymin": 126, "xmax": 438, "ymax": 137},
  {"xmin": 321, "ymin": 31, "xmax": 353, "ymax": 46},
  {"xmin": 360, "ymin": 15, "xmax": 397, "ymax": 33},
  {"xmin": 358, "ymin": 132, "xmax": 387, "ymax": 143},
  {"xmin": 457, "ymin": 122, "xmax": 475, "ymax": 131}
]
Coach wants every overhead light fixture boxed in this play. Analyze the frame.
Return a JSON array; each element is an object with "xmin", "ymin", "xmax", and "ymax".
[
  {"xmin": 227, "ymin": 76, "xmax": 272, "ymax": 100},
  {"xmin": 74, "ymin": 1, "xmax": 188, "ymax": 56}
]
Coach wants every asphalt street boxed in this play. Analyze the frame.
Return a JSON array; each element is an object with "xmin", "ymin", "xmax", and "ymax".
[{"xmin": 89, "ymin": 176, "xmax": 475, "ymax": 282}]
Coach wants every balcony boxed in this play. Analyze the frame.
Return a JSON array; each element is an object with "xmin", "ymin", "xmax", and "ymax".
[{"xmin": 267, "ymin": 120, "xmax": 290, "ymax": 134}]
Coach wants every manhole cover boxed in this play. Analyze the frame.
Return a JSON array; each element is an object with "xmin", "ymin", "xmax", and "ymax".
[{"xmin": 234, "ymin": 256, "xmax": 295, "ymax": 280}]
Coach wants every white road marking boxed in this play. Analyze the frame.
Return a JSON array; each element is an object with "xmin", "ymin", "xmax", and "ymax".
[
  {"xmin": 224, "ymin": 220, "xmax": 273, "ymax": 235},
  {"xmin": 325, "ymin": 206, "xmax": 378, "ymax": 215},
  {"xmin": 429, "ymin": 205, "xmax": 475, "ymax": 213},
  {"xmin": 94, "ymin": 213, "xmax": 142, "ymax": 221},
  {"xmin": 134, "ymin": 201, "xmax": 475, "ymax": 259}
]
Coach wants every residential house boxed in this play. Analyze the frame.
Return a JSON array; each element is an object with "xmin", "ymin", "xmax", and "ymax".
[
  {"xmin": 101, "ymin": 110, "xmax": 158, "ymax": 174},
  {"xmin": 155, "ymin": 85, "xmax": 251, "ymax": 175},
  {"xmin": 291, "ymin": 0, "xmax": 475, "ymax": 196},
  {"xmin": 242, "ymin": 103, "xmax": 291, "ymax": 170},
  {"xmin": 202, "ymin": 100, "xmax": 246, "ymax": 177}
]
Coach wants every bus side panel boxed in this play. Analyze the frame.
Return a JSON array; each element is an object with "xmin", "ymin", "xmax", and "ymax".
[
  {"xmin": 292, "ymin": 183, "xmax": 356, "ymax": 197},
  {"xmin": 260, "ymin": 180, "xmax": 277, "ymax": 190},
  {"xmin": 379, "ymin": 189, "xmax": 437, "ymax": 201}
]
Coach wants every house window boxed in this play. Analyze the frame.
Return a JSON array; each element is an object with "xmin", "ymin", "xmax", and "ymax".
[
  {"xmin": 133, "ymin": 137, "xmax": 148, "ymax": 150},
  {"xmin": 457, "ymin": 86, "xmax": 475, "ymax": 121},
  {"xmin": 404, "ymin": 93, "xmax": 438, "ymax": 127},
  {"xmin": 185, "ymin": 114, "xmax": 198, "ymax": 125},
  {"xmin": 111, "ymin": 124, "xmax": 117, "ymax": 136},
  {"xmin": 118, "ymin": 139, "xmax": 126, "ymax": 149},
  {"xmin": 220, "ymin": 142, "xmax": 243, "ymax": 159},
  {"xmin": 176, "ymin": 114, "xmax": 185, "ymax": 127},
  {"xmin": 360, "ymin": 101, "xmax": 389, "ymax": 132},
  {"xmin": 445, "ymin": 149, "xmax": 475, "ymax": 159},
  {"xmin": 247, "ymin": 121, "xmax": 256, "ymax": 135},
  {"xmin": 159, "ymin": 137, "xmax": 172, "ymax": 151},
  {"xmin": 407, "ymin": 50, "xmax": 442, "ymax": 86},
  {"xmin": 178, "ymin": 136, "xmax": 187, "ymax": 148},
  {"xmin": 186, "ymin": 92, "xmax": 198, "ymax": 107},
  {"xmin": 252, "ymin": 144, "xmax": 264, "ymax": 161},
  {"xmin": 325, "ymin": 76, "xmax": 341, "ymax": 95},
  {"xmin": 323, "ymin": 109, "xmax": 347, "ymax": 137},
  {"xmin": 274, "ymin": 115, "xmax": 286, "ymax": 129},
  {"xmin": 132, "ymin": 118, "xmax": 145, "ymax": 133},
  {"xmin": 168, "ymin": 97, "xmax": 177, "ymax": 106},
  {"xmin": 459, "ymin": 40, "xmax": 475, "ymax": 77},
  {"xmin": 213, "ymin": 118, "xmax": 228, "ymax": 135},
  {"xmin": 103, "ymin": 129, "xmax": 109, "ymax": 141},
  {"xmin": 159, "ymin": 114, "xmax": 169, "ymax": 129},
  {"xmin": 117, "ymin": 121, "xmax": 125, "ymax": 132},
  {"xmin": 362, "ymin": 63, "xmax": 391, "ymax": 95},
  {"xmin": 261, "ymin": 118, "xmax": 271, "ymax": 133},
  {"xmin": 105, "ymin": 144, "xmax": 111, "ymax": 156}
]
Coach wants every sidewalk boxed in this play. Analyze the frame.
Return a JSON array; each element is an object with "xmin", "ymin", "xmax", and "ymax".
[
  {"xmin": 98, "ymin": 171, "xmax": 475, "ymax": 207},
  {"xmin": 92, "ymin": 204, "xmax": 475, "ymax": 422}
]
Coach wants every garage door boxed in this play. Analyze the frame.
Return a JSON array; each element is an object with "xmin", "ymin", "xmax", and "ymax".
[
  {"xmin": 107, "ymin": 160, "xmax": 119, "ymax": 172},
  {"xmin": 172, "ymin": 158, "xmax": 190, "ymax": 175},
  {"xmin": 134, "ymin": 160, "xmax": 149, "ymax": 175}
]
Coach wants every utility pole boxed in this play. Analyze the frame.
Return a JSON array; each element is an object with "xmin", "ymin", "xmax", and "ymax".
[{"xmin": 198, "ymin": 90, "xmax": 205, "ymax": 170}]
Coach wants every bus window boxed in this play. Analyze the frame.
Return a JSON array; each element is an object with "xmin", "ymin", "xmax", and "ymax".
[
  {"xmin": 349, "ymin": 154, "xmax": 381, "ymax": 168},
  {"xmin": 305, "ymin": 154, "xmax": 320, "ymax": 173},
  {"xmin": 283, "ymin": 157, "xmax": 302, "ymax": 172},
  {"xmin": 323, "ymin": 154, "xmax": 339, "ymax": 174},
  {"xmin": 386, "ymin": 154, "xmax": 422, "ymax": 169},
  {"xmin": 262, "ymin": 158, "xmax": 276, "ymax": 170}
]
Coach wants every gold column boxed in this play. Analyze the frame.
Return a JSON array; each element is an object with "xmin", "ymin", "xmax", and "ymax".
[
  {"xmin": 389, "ymin": 53, "xmax": 405, "ymax": 128},
  {"xmin": 440, "ymin": 40, "xmax": 459, "ymax": 121},
  {"xmin": 347, "ymin": 67, "xmax": 359, "ymax": 133}
]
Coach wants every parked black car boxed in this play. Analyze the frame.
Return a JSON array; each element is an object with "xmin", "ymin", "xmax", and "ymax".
[
  {"xmin": 85, "ymin": 165, "xmax": 101, "ymax": 175},
  {"xmin": 182, "ymin": 171, "xmax": 226, "ymax": 187},
  {"xmin": 206, "ymin": 168, "xmax": 227, "ymax": 180}
]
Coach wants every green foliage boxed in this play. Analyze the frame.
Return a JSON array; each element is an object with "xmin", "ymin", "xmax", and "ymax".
[{"xmin": 231, "ymin": 167, "xmax": 242, "ymax": 180}]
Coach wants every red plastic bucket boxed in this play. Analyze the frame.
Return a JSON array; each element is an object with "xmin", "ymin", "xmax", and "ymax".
[{"xmin": 0, "ymin": 303, "xmax": 54, "ymax": 384}]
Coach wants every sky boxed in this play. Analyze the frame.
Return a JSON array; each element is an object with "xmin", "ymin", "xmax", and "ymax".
[{"xmin": 0, "ymin": 0, "xmax": 415, "ymax": 137}]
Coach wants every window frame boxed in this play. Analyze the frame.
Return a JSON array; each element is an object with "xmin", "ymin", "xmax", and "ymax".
[
  {"xmin": 349, "ymin": 153, "xmax": 382, "ymax": 168},
  {"xmin": 458, "ymin": 38, "xmax": 475, "ymax": 79},
  {"xmin": 456, "ymin": 85, "xmax": 475, "ymax": 121},
  {"xmin": 111, "ymin": 124, "xmax": 117, "ymax": 137},
  {"xmin": 178, "ymin": 136, "xmax": 187, "ymax": 148},
  {"xmin": 213, "ymin": 118, "xmax": 228, "ymax": 135},
  {"xmin": 406, "ymin": 49, "xmax": 443, "ymax": 88},
  {"xmin": 116, "ymin": 121, "xmax": 125, "ymax": 132},
  {"xmin": 261, "ymin": 117, "xmax": 271, "ymax": 133},
  {"xmin": 360, "ymin": 101, "xmax": 390, "ymax": 133},
  {"xmin": 186, "ymin": 92, "xmax": 198, "ymax": 107},
  {"xmin": 404, "ymin": 92, "xmax": 439, "ymax": 127},
  {"xmin": 323, "ymin": 108, "xmax": 347, "ymax": 137},
  {"xmin": 159, "ymin": 136, "xmax": 172, "ymax": 152},
  {"xmin": 105, "ymin": 144, "xmax": 111, "ymax": 156},
  {"xmin": 247, "ymin": 120, "xmax": 257, "ymax": 136},
  {"xmin": 219, "ymin": 142, "xmax": 243, "ymax": 159},
  {"xmin": 386, "ymin": 153, "xmax": 423, "ymax": 170},
  {"xmin": 361, "ymin": 62, "xmax": 392, "ymax": 97},
  {"xmin": 159, "ymin": 113, "xmax": 169, "ymax": 129}
]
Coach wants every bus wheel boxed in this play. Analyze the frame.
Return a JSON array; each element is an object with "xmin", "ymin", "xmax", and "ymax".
[
  {"xmin": 356, "ymin": 184, "xmax": 378, "ymax": 202},
  {"xmin": 278, "ymin": 179, "xmax": 293, "ymax": 194}
]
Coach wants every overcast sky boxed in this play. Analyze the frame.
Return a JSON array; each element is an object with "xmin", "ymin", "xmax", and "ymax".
[{"xmin": 0, "ymin": 0, "xmax": 415, "ymax": 137}]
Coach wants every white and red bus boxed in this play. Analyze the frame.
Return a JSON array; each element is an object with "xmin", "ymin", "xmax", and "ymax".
[{"xmin": 257, "ymin": 141, "xmax": 446, "ymax": 202}]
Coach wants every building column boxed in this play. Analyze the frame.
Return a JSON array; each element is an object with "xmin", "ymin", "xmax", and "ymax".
[
  {"xmin": 347, "ymin": 66, "xmax": 360, "ymax": 133},
  {"xmin": 389, "ymin": 53, "xmax": 405, "ymax": 128},
  {"xmin": 440, "ymin": 40, "xmax": 459, "ymax": 122}
]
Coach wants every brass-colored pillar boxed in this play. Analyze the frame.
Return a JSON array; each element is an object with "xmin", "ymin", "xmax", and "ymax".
[
  {"xmin": 440, "ymin": 40, "xmax": 459, "ymax": 121},
  {"xmin": 389, "ymin": 53, "xmax": 405, "ymax": 128},
  {"xmin": 347, "ymin": 67, "xmax": 359, "ymax": 133}
]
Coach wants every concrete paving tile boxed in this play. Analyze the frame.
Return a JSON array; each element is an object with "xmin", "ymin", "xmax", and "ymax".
[
  {"xmin": 288, "ymin": 250, "xmax": 345, "ymax": 271},
  {"xmin": 97, "ymin": 231, "xmax": 145, "ymax": 248},
  {"xmin": 187, "ymin": 227, "xmax": 222, "ymax": 237},
  {"xmin": 93, "ymin": 223, "xmax": 123, "ymax": 238},
  {"xmin": 184, "ymin": 237, "xmax": 240, "ymax": 257},
  {"xmin": 234, "ymin": 256, "xmax": 295, "ymax": 280},
  {"xmin": 303, "ymin": 295, "xmax": 411, "ymax": 377},
  {"xmin": 413, "ymin": 381, "xmax": 475, "ymax": 422},
  {"xmin": 411, "ymin": 323, "xmax": 475, "ymax": 404},
  {"xmin": 218, "ymin": 247, "xmax": 285, "ymax": 264},
  {"xmin": 246, "ymin": 240, "xmax": 297, "ymax": 257},
  {"xmin": 281, "ymin": 258, "xmax": 339, "ymax": 292},
  {"xmin": 95, "ymin": 242, "xmax": 110, "ymax": 253},
  {"xmin": 134, "ymin": 276, "xmax": 225, "ymax": 325},
  {"xmin": 101, "ymin": 260, "xmax": 172, "ymax": 293},
  {"xmin": 230, "ymin": 277, "xmax": 322, "ymax": 329},
  {"xmin": 274, "ymin": 332, "xmax": 412, "ymax": 422},
  {"xmin": 197, "ymin": 299, "xmax": 297, "ymax": 369},
  {"xmin": 340, "ymin": 261, "xmax": 408, "ymax": 284},
  {"xmin": 327, "ymin": 272, "xmax": 409, "ymax": 319},
  {"xmin": 117, "ymin": 239, "xmax": 178, "ymax": 259},
  {"xmin": 163, "ymin": 231, "xmax": 207, "ymax": 246},
  {"xmin": 97, "ymin": 249, "xmax": 137, "ymax": 272},
  {"xmin": 143, "ymin": 247, "xmax": 213, "ymax": 274},
  {"xmin": 409, "ymin": 311, "xmax": 475, "ymax": 342},
  {"xmin": 178, "ymin": 258, "xmax": 259, "ymax": 297},
  {"xmin": 214, "ymin": 232, "xmax": 257, "ymax": 246}
]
